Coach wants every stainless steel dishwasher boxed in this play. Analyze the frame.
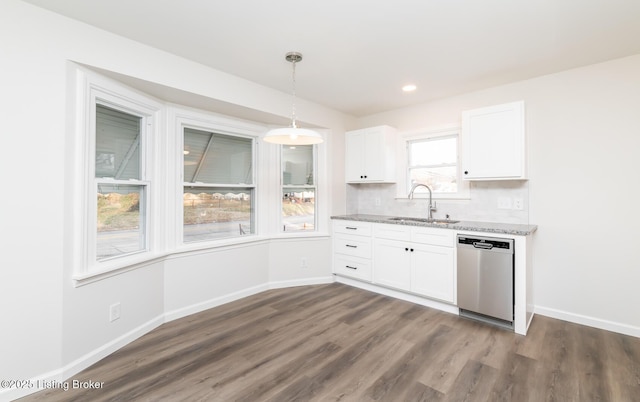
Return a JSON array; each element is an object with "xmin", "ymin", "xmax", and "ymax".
[{"xmin": 457, "ymin": 235, "xmax": 514, "ymax": 329}]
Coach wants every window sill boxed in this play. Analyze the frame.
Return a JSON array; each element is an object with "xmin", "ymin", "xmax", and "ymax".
[
  {"xmin": 73, "ymin": 251, "xmax": 169, "ymax": 287},
  {"xmin": 172, "ymin": 235, "xmax": 272, "ymax": 257},
  {"xmin": 271, "ymin": 231, "xmax": 331, "ymax": 240}
]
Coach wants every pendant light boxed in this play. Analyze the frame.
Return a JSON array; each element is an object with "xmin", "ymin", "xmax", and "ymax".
[{"xmin": 264, "ymin": 52, "xmax": 323, "ymax": 145}]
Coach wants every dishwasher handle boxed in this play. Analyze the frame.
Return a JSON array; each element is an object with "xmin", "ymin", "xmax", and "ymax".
[{"xmin": 473, "ymin": 242, "xmax": 494, "ymax": 250}]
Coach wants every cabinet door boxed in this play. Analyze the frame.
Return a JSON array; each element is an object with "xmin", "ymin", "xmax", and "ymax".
[
  {"xmin": 462, "ymin": 101, "xmax": 525, "ymax": 180},
  {"xmin": 345, "ymin": 126, "xmax": 396, "ymax": 183},
  {"xmin": 410, "ymin": 244, "xmax": 455, "ymax": 303},
  {"xmin": 345, "ymin": 130, "xmax": 366, "ymax": 182},
  {"xmin": 373, "ymin": 238, "xmax": 410, "ymax": 291},
  {"xmin": 362, "ymin": 129, "xmax": 385, "ymax": 180}
]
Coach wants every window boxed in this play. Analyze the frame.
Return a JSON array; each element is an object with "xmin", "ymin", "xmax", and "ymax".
[
  {"xmin": 182, "ymin": 128, "xmax": 255, "ymax": 242},
  {"xmin": 403, "ymin": 129, "xmax": 468, "ymax": 198},
  {"xmin": 73, "ymin": 67, "xmax": 163, "ymax": 279},
  {"xmin": 281, "ymin": 145, "xmax": 316, "ymax": 232},
  {"xmin": 95, "ymin": 105, "xmax": 148, "ymax": 260}
]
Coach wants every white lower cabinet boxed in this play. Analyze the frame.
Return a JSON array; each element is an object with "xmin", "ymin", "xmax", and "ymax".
[
  {"xmin": 332, "ymin": 221, "xmax": 373, "ymax": 282},
  {"xmin": 373, "ymin": 238, "xmax": 411, "ymax": 290},
  {"xmin": 373, "ymin": 224, "xmax": 455, "ymax": 303},
  {"xmin": 333, "ymin": 220, "xmax": 455, "ymax": 304},
  {"xmin": 410, "ymin": 243, "xmax": 454, "ymax": 302}
]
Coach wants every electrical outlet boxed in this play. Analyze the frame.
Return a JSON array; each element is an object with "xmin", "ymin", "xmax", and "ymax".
[
  {"xmin": 109, "ymin": 302, "xmax": 121, "ymax": 322},
  {"xmin": 513, "ymin": 198, "xmax": 524, "ymax": 210},
  {"xmin": 497, "ymin": 197, "xmax": 512, "ymax": 209},
  {"xmin": 300, "ymin": 258, "xmax": 308, "ymax": 269},
  {"xmin": 374, "ymin": 197, "xmax": 381, "ymax": 207}
]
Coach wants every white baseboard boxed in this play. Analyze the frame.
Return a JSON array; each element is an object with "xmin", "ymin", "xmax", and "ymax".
[
  {"xmin": 0, "ymin": 314, "xmax": 164, "ymax": 402},
  {"xmin": 335, "ymin": 276, "xmax": 459, "ymax": 315},
  {"xmin": 164, "ymin": 283, "xmax": 270, "ymax": 323},
  {"xmin": 268, "ymin": 275, "xmax": 334, "ymax": 290},
  {"xmin": 535, "ymin": 305, "xmax": 640, "ymax": 338},
  {"xmin": 163, "ymin": 276, "xmax": 333, "ymax": 324}
]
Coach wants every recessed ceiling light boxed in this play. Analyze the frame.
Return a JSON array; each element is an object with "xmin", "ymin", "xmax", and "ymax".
[{"xmin": 402, "ymin": 84, "xmax": 417, "ymax": 92}]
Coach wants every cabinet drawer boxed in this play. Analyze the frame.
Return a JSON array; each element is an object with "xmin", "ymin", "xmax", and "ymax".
[
  {"xmin": 334, "ymin": 255, "xmax": 372, "ymax": 282},
  {"xmin": 333, "ymin": 234, "xmax": 372, "ymax": 259},
  {"xmin": 411, "ymin": 227, "xmax": 454, "ymax": 247},
  {"xmin": 374, "ymin": 223, "xmax": 411, "ymax": 241},
  {"xmin": 332, "ymin": 220, "xmax": 372, "ymax": 236}
]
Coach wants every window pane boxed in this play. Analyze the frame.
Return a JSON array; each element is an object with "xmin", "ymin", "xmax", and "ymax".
[
  {"xmin": 97, "ymin": 184, "xmax": 145, "ymax": 260},
  {"xmin": 183, "ymin": 187, "xmax": 254, "ymax": 242},
  {"xmin": 184, "ymin": 128, "xmax": 252, "ymax": 184},
  {"xmin": 409, "ymin": 136, "xmax": 457, "ymax": 166},
  {"xmin": 282, "ymin": 145, "xmax": 314, "ymax": 185},
  {"xmin": 282, "ymin": 188, "xmax": 315, "ymax": 232},
  {"xmin": 410, "ymin": 167, "xmax": 457, "ymax": 193},
  {"xmin": 96, "ymin": 105, "xmax": 141, "ymax": 179}
]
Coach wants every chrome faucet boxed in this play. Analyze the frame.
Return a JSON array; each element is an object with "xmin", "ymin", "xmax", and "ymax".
[{"xmin": 408, "ymin": 183, "xmax": 436, "ymax": 220}]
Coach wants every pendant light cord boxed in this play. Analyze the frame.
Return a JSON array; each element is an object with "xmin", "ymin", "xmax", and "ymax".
[{"xmin": 291, "ymin": 58, "xmax": 297, "ymax": 129}]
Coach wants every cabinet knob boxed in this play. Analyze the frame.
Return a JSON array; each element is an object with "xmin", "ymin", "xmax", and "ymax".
[
  {"xmin": 464, "ymin": 171, "xmax": 469, "ymax": 175},
  {"xmin": 405, "ymin": 247, "xmax": 409, "ymax": 251},
  {"xmin": 410, "ymin": 248, "xmax": 414, "ymax": 252}
]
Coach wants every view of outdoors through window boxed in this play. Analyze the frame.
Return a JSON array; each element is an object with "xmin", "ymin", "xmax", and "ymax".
[
  {"xmin": 408, "ymin": 135, "xmax": 458, "ymax": 194},
  {"xmin": 183, "ymin": 128, "xmax": 254, "ymax": 242},
  {"xmin": 97, "ymin": 185, "xmax": 145, "ymax": 259},
  {"xmin": 183, "ymin": 188, "xmax": 253, "ymax": 242},
  {"xmin": 282, "ymin": 145, "xmax": 315, "ymax": 231},
  {"xmin": 95, "ymin": 105, "xmax": 146, "ymax": 260}
]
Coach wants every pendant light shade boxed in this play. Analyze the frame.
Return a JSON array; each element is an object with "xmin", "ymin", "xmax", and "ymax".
[
  {"xmin": 264, "ymin": 52, "xmax": 323, "ymax": 145},
  {"xmin": 263, "ymin": 127, "xmax": 323, "ymax": 145}
]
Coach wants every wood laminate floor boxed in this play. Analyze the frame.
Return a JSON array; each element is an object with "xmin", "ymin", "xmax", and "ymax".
[{"xmin": 18, "ymin": 283, "xmax": 640, "ymax": 401}]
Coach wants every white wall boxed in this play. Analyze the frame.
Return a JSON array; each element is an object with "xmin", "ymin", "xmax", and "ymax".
[
  {"xmin": 357, "ymin": 54, "xmax": 640, "ymax": 336},
  {"xmin": 268, "ymin": 237, "xmax": 333, "ymax": 284},
  {"xmin": 164, "ymin": 243, "xmax": 271, "ymax": 320},
  {"xmin": 0, "ymin": 1, "xmax": 349, "ymax": 397}
]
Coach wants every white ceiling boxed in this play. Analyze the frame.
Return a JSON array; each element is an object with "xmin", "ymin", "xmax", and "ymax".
[{"xmin": 22, "ymin": 0, "xmax": 640, "ymax": 117}]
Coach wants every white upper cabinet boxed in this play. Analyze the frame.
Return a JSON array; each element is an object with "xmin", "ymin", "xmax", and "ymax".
[
  {"xmin": 461, "ymin": 101, "xmax": 526, "ymax": 180},
  {"xmin": 345, "ymin": 125, "xmax": 397, "ymax": 183}
]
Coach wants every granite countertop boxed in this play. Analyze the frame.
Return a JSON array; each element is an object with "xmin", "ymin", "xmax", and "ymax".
[{"xmin": 331, "ymin": 214, "xmax": 537, "ymax": 236}]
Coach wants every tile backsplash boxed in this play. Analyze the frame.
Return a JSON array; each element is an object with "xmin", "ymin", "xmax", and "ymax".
[{"xmin": 346, "ymin": 180, "xmax": 529, "ymax": 224}]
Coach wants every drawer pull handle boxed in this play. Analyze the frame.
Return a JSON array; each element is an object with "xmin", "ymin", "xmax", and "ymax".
[
  {"xmin": 346, "ymin": 227, "xmax": 358, "ymax": 230},
  {"xmin": 346, "ymin": 244, "xmax": 357, "ymax": 248},
  {"xmin": 345, "ymin": 265, "xmax": 358, "ymax": 270}
]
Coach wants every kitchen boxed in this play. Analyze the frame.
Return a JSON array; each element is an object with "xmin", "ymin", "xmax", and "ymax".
[{"xmin": 2, "ymin": 0, "xmax": 640, "ymax": 400}]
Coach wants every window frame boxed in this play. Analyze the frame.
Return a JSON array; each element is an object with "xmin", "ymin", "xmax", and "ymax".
[
  {"xmin": 280, "ymin": 144, "xmax": 318, "ymax": 233},
  {"xmin": 396, "ymin": 127, "xmax": 470, "ymax": 200},
  {"xmin": 73, "ymin": 67, "xmax": 164, "ymax": 280},
  {"xmin": 173, "ymin": 108, "xmax": 263, "ymax": 249},
  {"xmin": 93, "ymin": 103, "xmax": 150, "ymax": 262}
]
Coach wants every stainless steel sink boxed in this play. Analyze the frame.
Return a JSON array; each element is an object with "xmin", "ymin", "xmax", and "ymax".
[{"xmin": 387, "ymin": 217, "xmax": 460, "ymax": 224}]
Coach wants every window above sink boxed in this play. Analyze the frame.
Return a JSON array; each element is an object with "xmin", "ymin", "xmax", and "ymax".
[{"xmin": 395, "ymin": 127, "xmax": 470, "ymax": 200}]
